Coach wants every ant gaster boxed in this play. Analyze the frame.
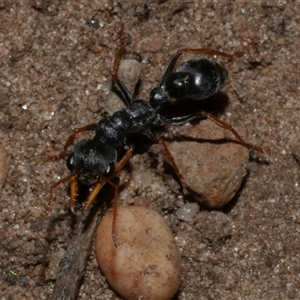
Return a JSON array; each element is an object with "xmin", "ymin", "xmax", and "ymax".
[{"xmin": 45, "ymin": 28, "xmax": 263, "ymax": 246}]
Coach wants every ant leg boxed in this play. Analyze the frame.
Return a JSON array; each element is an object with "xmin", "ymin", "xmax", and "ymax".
[
  {"xmin": 157, "ymin": 137, "xmax": 188, "ymax": 194},
  {"xmin": 196, "ymin": 111, "xmax": 264, "ymax": 153},
  {"xmin": 83, "ymin": 177, "xmax": 119, "ymax": 247},
  {"xmin": 166, "ymin": 112, "xmax": 264, "ymax": 153},
  {"xmin": 179, "ymin": 43, "xmax": 258, "ymax": 60},
  {"xmin": 43, "ymin": 173, "xmax": 78, "ymax": 236},
  {"xmin": 111, "ymin": 145, "xmax": 134, "ymax": 176},
  {"xmin": 48, "ymin": 124, "xmax": 97, "ymax": 161},
  {"xmin": 82, "ymin": 145, "xmax": 134, "ymax": 213},
  {"xmin": 111, "ymin": 25, "xmax": 133, "ymax": 106},
  {"xmin": 69, "ymin": 173, "xmax": 79, "ymax": 214},
  {"xmin": 179, "ymin": 48, "xmax": 234, "ymax": 59},
  {"xmin": 82, "ymin": 146, "xmax": 134, "ymax": 247},
  {"xmin": 111, "ymin": 25, "xmax": 126, "ymax": 75}
]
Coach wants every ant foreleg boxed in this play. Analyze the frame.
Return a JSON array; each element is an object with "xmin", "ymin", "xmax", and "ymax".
[
  {"xmin": 82, "ymin": 176, "xmax": 119, "ymax": 247},
  {"xmin": 69, "ymin": 173, "xmax": 79, "ymax": 214},
  {"xmin": 157, "ymin": 137, "xmax": 188, "ymax": 194},
  {"xmin": 48, "ymin": 124, "xmax": 97, "ymax": 161},
  {"xmin": 81, "ymin": 146, "xmax": 134, "ymax": 247},
  {"xmin": 43, "ymin": 173, "xmax": 79, "ymax": 237},
  {"xmin": 81, "ymin": 145, "xmax": 134, "ymax": 213},
  {"xmin": 112, "ymin": 145, "xmax": 134, "ymax": 175}
]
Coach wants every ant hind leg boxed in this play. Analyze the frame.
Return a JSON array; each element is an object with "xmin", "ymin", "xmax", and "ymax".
[
  {"xmin": 111, "ymin": 25, "xmax": 133, "ymax": 106},
  {"xmin": 157, "ymin": 137, "xmax": 188, "ymax": 194},
  {"xmin": 196, "ymin": 111, "xmax": 265, "ymax": 153}
]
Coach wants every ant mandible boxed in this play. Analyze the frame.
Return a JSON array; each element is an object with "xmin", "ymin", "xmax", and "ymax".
[{"xmin": 44, "ymin": 27, "xmax": 263, "ymax": 246}]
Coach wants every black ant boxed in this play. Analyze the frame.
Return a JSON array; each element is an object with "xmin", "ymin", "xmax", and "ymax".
[{"xmin": 44, "ymin": 28, "xmax": 263, "ymax": 246}]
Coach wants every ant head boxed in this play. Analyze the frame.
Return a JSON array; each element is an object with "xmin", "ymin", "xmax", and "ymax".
[
  {"xmin": 67, "ymin": 139, "xmax": 117, "ymax": 175},
  {"xmin": 149, "ymin": 86, "xmax": 170, "ymax": 108}
]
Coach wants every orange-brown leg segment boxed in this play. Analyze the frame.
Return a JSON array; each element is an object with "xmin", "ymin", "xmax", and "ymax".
[
  {"xmin": 43, "ymin": 173, "xmax": 79, "ymax": 235},
  {"xmin": 81, "ymin": 145, "xmax": 134, "ymax": 213},
  {"xmin": 196, "ymin": 111, "xmax": 264, "ymax": 153},
  {"xmin": 81, "ymin": 146, "xmax": 134, "ymax": 247},
  {"xmin": 178, "ymin": 42, "xmax": 256, "ymax": 60},
  {"xmin": 48, "ymin": 124, "xmax": 97, "ymax": 161},
  {"xmin": 82, "ymin": 176, "xmax": 119, "ymax": 247},
  {"xmin": 157, "ymin": 137, "xmax": 188, "ymax": 194},
  {"xmin": 168, "ymin": 110, "xmax": 264, "ymax": 154},
  {"xmin": 112, "ymin": 145, "xmax": 134, "ymax": 175},
  {"xmin": 110, "ymin": 25, "xmax": 133, "ymax": 106},
  {"xmin": 69, "ymin": 174, "xmax": 79, "ymax": 214},
  {"xmin": 179, "ymin": 48, "xmax": 234, "ymax": 59},
  {"xmin": 111, "ymin": 25, "xmax": 126, "ymax": 76}
]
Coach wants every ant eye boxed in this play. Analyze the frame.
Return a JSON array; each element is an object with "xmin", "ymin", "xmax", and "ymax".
[{"xmin": 66, "ymin": 153, "xmax": 75, "ymax": 172}]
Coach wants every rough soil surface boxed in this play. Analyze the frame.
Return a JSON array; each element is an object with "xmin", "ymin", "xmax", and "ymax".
[{"xmin": 0, "ymin": 1, "xmax": 300, "ymax": 300}]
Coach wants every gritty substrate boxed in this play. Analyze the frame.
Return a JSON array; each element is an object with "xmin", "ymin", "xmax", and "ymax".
[{"xmin": 1, "ymin": 1, "xmax": 300, "ymax": 299}]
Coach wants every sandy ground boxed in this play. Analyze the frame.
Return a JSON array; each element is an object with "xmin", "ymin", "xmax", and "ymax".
[{"xmin": 0, "ymin": 1, "xmax": 300, "ymax": 299}]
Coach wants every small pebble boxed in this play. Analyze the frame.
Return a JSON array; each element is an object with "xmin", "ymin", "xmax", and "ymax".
[
  {"xmin": 176, "ymin": 202, "xmax": 199, "ymax": 222},
  {"xmin": 168, "ymin": 119, "xmax": 249, "ymax": 208},
  {"xmin": 96, "ymin": 205, "xmax": 181, "ymax": 300},
  {"xmin": 103, "ymin": 55, "xmax": 142, "ymax": 115},
  {"xmin": 0, "ymin": 143, "xmax": 8, "ymax": 188},
  {"xmin": 133, "ymin": 196, "xmax": 150, "ymax": 207},
  {"xmin": 29, "ymin": 206, "xmax": 43, "ymax": 218},
  {"xmin": 33, "ymin": 264, "xmax": 45, "ymax": 277}
]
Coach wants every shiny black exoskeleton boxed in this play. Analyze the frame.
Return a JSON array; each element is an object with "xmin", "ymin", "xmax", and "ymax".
[
  {"xmin": 71, "ymin": 54, "xmax": 229, "ymax": 180},
  {"xmin": 67, "ymin": 100, "xmax": 167, "ymax": 177},
  {"xmin": 44, "ymin": 39, "xmax": 263, "ymax": 245},
  {"xmin": 150, "ymin": 51, "xmax": 229, "ymax": 107},
  {"xmin": 53, "ymin": 41, "xmax": 263, "ymax": 222},
  {"xmin": 67, "ymin": 57, "xmax": 229, "ymax": 179}
]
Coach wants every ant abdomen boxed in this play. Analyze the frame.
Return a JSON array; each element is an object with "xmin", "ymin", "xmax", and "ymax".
[{"xmin": 165, "ymin": 58, "xmax": 229, "ymax": 100}]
